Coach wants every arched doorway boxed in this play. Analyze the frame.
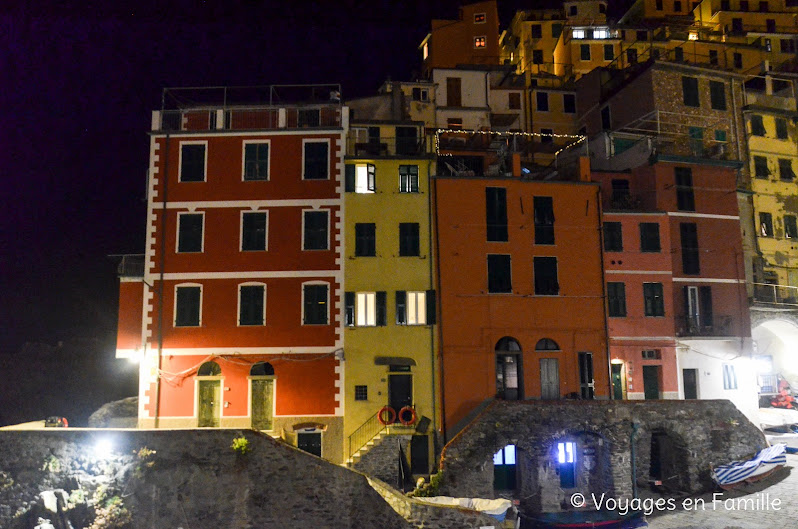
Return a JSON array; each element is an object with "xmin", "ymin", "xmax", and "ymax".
[
  {"xmin": 197, "ymin": 361, "xmax": 221, "ymax": 427},
  {"xmin": 753, "ymin": 318, "xmax": 798, "ymax": 407},
  {"xmin": 496, "ymin": 337, "xmax": 522, "ymax": 400},
  {"xmin": 250, "ymin": 362, "xmax": 275, "ymax": 431}
]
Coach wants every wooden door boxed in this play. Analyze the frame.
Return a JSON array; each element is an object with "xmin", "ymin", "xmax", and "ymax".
[
  {"xmin": 198, "ymin": 380, "xmax": 220, "ymax": 427},
  {"xmin": 251, "ymin": 379, "xmax": 274, "ymax": 430},
  {"xmin": 540, "ymin": 358, "xmax": 560, "ymax": 400}
]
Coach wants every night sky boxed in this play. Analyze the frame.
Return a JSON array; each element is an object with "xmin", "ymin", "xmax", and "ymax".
[{"xmin": 1, "ymin": 0, "xmax": 616, "ymax": 423}]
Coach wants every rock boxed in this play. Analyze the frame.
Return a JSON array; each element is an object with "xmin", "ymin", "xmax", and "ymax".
[{"xmin": 88, "ymin": 397, "xmax": 137, "ymax": 428}]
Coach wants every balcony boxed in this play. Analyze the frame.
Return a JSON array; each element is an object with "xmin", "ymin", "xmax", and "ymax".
[
  {"xmin": 752, "ymin": 282, "xmax": 798, "ymax": 306},
  {"xmin": 743, "ymin": 76, "xmax": 797, "ymax": 112},
  {"xmin": 153, "ymin": 84, "xmax": 343, "ymax": 132},
  {"xmin": 675, "ymin": 315, "xmax": 735, "ymax": 337},
  {"xmin": 116, "ymin": 254, "xmax": 144, "ymax": 279},
  {"xmin": 345, "ymin": 136, "xmax": 429, "ymax": 158}
]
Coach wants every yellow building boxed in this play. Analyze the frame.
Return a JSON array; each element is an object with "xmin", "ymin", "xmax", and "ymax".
[
  {"xmin": 341, "ymin": 109, "xmax": 437, "ymax": 472},
  {"xmin": 744, "ymin": 74, "xmax": 798, "ymax": 299}
]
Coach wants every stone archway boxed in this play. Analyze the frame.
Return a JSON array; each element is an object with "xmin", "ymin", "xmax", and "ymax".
[{"xmin": 751, "ymin": 316, "xmax": 798, "ymax": 402}]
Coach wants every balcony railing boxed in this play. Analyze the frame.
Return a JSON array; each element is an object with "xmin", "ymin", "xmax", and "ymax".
[
  {"xmin": 675, "ymin": 315, "xmax": 734, "ymax": 337},
  {"xmin": 345, "ymin": 136, "xmax": 429, "ymax": 157},
  {"xmin": 117, "ymin": 254, "xmax": 145, "ymax": 278},
  {"xmin": 752, "ymin": 282, "xmax": 798, "ymax": 306}
]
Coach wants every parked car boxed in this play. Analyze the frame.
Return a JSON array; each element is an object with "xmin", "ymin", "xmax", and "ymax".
[{"xmin": 44, "ymin": 416, "xmax": 68, "ymax": 428}]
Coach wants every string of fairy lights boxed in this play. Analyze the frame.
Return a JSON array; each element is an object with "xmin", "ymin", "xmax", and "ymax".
[{"xmin": 433, "ymin": 128, "xmax": 587, "ymax": 159}]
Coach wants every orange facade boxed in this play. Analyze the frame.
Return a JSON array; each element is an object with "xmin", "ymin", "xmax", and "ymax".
[
  {"xmin": 423, "ymin": 1, "xmax": 501, "ymax": 74},
  {"xmin": 434, "ymin": 174, "xmax": 609, "ymax": 433}
]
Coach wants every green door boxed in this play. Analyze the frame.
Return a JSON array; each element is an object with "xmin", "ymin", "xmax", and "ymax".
[
  {"xmin": 251, "ymin": 379, "xmax": 274, "ymax": 430},
  {"xmin": 643, "ymin": 366, "xmax": 660, "ymax": 400},
  {"xmin": 611, "ymin": 363, "xmax": 624, "ymax": 400},
  {"xmin": 198, "ymin": 380, "xmax": 221, "ymax": 427}
]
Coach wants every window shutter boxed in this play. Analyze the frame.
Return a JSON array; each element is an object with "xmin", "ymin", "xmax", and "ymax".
[
  {"xmin": 426, "ymin": 290, "xmax": 436, "ymax": 325},
  {"xmin": 376, "ymin": 291, "xmax": 387, "ymax": 326},
  {"xmin": 396, "ymin": 291, "xmax": 407, "ymax": 324},
  {"xmin": 345, "ymin": 292, "xmax": 355, "ymax": 326},
  {"xmin": 345, "ymin": 165, "xmax": 355, "ymax": 192},
  {"xmin": 699, "ymin": 286, "xmax": 713, "ymax": 327},
  {"xmin": 367, "ymin": 164, "xmax": 376, "ymax": 192}
]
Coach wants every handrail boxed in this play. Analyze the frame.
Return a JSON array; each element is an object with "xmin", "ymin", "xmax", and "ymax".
[
  {"xmin": 348, "ymin": 409, "xmax": 387, "ymax": 460},
  {"xmin": 752, "ymin": 282, "xmax": 798, "ymax": 306}
]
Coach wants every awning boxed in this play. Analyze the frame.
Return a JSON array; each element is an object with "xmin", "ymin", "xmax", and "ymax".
[{"xmin": 374, "ymin": 357, "xmax": 416, "ymax": 366}]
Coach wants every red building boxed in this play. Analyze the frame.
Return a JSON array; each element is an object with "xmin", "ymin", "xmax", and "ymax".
[{"xmin": 116, "ymin": 85, "xmax": 347, "ymax": 461}]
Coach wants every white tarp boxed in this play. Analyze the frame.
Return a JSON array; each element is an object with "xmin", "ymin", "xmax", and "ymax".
[
  {"xmin": 758, "ymin": 407, "xmax": 798, "ymax": 428},
  {"xmin": 415, "ymin": 496, "xmax": 512, "ymax": 516}
]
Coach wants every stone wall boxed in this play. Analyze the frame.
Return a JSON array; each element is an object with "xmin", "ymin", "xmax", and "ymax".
[{"xmin": 438, "ymin": 400, "xmax": 766, "ymax": 513}]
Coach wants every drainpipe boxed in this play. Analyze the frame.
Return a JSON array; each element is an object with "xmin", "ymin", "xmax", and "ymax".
[
  {"xmin": 596, "ymin": 186, "xmax": 613, "ymax": 399},
  {"xmin": 630, "ymin": 421, "xmax": 640, "ymax": 499},
  {"xmin": 155, "ymin": 131, "xmax": 170, "ymax": 429},
  {"xmin": 432, "ymin": 165, "xmax": 447, "ymax": 443},
  {"xmin": 426, "ymin": 157, "xmax": 438, "ymax": 442}
]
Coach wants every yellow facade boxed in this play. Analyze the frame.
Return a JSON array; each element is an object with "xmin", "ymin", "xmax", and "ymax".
[
  {"xmin": 342, "ymin": 121, "xmax": 437, "ymax": 465},
  {"xmin": 745, "ymin": 75, "xmax": 798, "ymax": 293}
]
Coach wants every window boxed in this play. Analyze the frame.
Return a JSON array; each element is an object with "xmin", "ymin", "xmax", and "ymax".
[
  {"xmin": 709, "ymin": 50, "xmax": 718, "ymax": 65},
  {"xmin": 607, "ymin": 282, "xmax": 627, "ymax": 317},
  {"xmin": 594, "ymin": 28, "xmax": 609, "ymax": 39},
  {"xmin": 399, "ymin": 223, "xmax": 420, "ymax": 256},
  {"xmin": 715, "ymin": 129, "xmax": 727, "ymax": 143},
  {"xmin": 569, "ymin": 4, "xmax": 577, "ymax": 15},
  {"xmin": 688, "ymin": 126, "xmax": 704, "ymax": 155},
  {"xmin": 474, "ymin": 36, "xmax": 487, "ymax": 48},
  {"xmin": 750, "ymin": 115, "xmax": 766, "ymax": 136},
  {"xmin": 239, "ymin": 284, "xmax": 265, "ymax": 326},
  {"xmin": 674, "ymin": 46, "xmax": 684, "ymax": 61},
  {"xmin": 680, "ymin": 222, "xmax": 700, "ymax": 274},
  {"xmin": 356, "ymin": 163, "xmax": 376, "ymax": 193},
  {"xmin": 603, "ymin": 44, "xmax": 614, "ymax": 61},
  {"xmin": 675, "ymin": 167, "xmax": 695, "ymax": 211},
  {"xmin": 635, "ymin": 30, "xmax": 647, "ymax": 41},
  {"xmin": 474, "ymin": 12, "xmax": 486, "ymax": 23},
  {"xmin": 177, "ymin": 213, "xmax": 203, "ymax": 253},
  {"xmin": 601, "ymin": 106, "xmax": 611, "ymax": 130},
  {"xmin": 674, "ymin": 0, "xmax": 682, "ymax": 10},
  {"xmin": 785, "ymin": 215, "xmax": 798, "ymax": 239},
  {"xmin": 572, "ymin": 28, "xmax": 585, "ymax": 39},
  {"xmin": 580, "ymin": 44, "xmax": 591, "ymax": 61},
  {"xmin": 642, "ymin": 349, "xmax": 661, "ymax": 359},
  {"xmin": 532, "ymin": 49, "xmax": 544, "ymax": 64},
  {"xmin": 782, "ymin": 38, "xmax": 797, "ymax": 53},
  {"xmin": 563, "ymin": 94, "xmax": 576, "ymax": 113},
  {"xmin": 536, "ymin": 91, "xmax": 549, "ymax": 111},
  {"xmin": 486, "ymin": 187, "xmax": 508, "ymax": 242},
  {"xmin": 709, "ymin": 81, "xmax": 726, "ymax": 110},
  {"xmin": 754, "ymin": 156, "xmax": 769, "ymax": 178},
  {"xmin": 303, "ymin": 210, "xmax": 329, "ymax": 250},
  {"xmin": 640, "ymin": 223, "xmax": 661, "ymax": 252},
  {"xmin": 354, "ymin": 385, "xmax": 368, "ymax": 401},
  {"xmin": 303, "ymin": 141, "xmax": 329, "ymax": 180},
  {"xmin": 535, "ymin": 338, "xmax": 560, "ymax": 351},
  {"xmin": 411, "ymin": 87, "xmax": 429, "ymax": 101},
  {"xmin": 446, "ymin": 77, "xmax": 462, "ymax": 107},
  {"xmin": 493, "ymin": 445, "xmax": 517, "ymax": 490},
  {"xmin": 723, "ymin": 364, "xmax": 738, "ymax": 390},
  {"xmin": 540, "ymin": 128, "xmax": 553, "ymax": 143},
  {"xmin": 776, "ymin": 118, "xmax": 788, "ymax": 140},
  {"xmin": 760, "ymin": 212, "xmax": 774, "ymax": 237},
  {"xmin": 488, "ymin": 254, "xmax": 512, "ymax": 293},
  {"xmin": 531, "ymin": 24, "xmax": 542, "ymax": 38},
  {"xmin": 241, "ymin": 212, "xmax": 267, "ymax": 251},
  {"xmin": 298, "ymin": 108, "xmax": 320, "ymax": 127},
  {"xmin": 720, "ymin": 0, "xmax": 730, "ymax": 8},
  {"xmin": 243, "ymin": 142, "xmax": 269, "ymax": 181},
  {"xmin": 779, "ymin": 159, "xmax": 795, "ymax": 181},
  {"xmin": 552, "ymin": 23, "xmax": 563, "ymax": 38},
  {"xmin": 399, "ymin": 165, "xmax": 419, "ymax": 193},
  {"xmin": 396, "ymin": 290, "xmax": 433, "ymax": 325},
  {"xmin": 682, "ymin": 77, "xmax": 700, "ymax": 107},
  {"xmin": 643, "ymin": 282, "xmax": 665, "ymax": 316},
  {"xmin": 534, "ymin": 257, "xmax": 559, "ymax": 296},
  {"xmin": 509, "ymin": 93, "xmax": 521, "ymax": 110},
  {"xmin": 303, "ymin": 283, "xmax": 328, "ymax": 325},
  {"xmin": 179, "ymin": 143, "xmax": 206, "ymax": 182},
  {"xmin": 626, "ymin": 48, "xmax": 638, "ymax": 64},
  {"xmin": 766, "ymin": 18, "xmax": 776, "ymax": 32},
  {"xmin": 656, "ymin": 0, "xmax": 663, "ymax": 8},
  {"xmin": 534, "ymin": 196, "xmax": 555, "ymax": 245},
  {"xmin": 740, "ymin": 0, "xmax": 749, "ymax": 9},
  {"xmin": 733, "ymin": 52, "xmax": 742, "ymax": 69},
  {"xmin": 355, "ymin": 223, "xmax": 376, "ymax": 256},
  {"xmin": 557, "ymin": 441, "xmax": 577, "ymax": 488},
  {"xmin": 603, "ymin": 222, "xmax": 623, "ymax": 252},
  {"xmin": 346, "ymin": 292, "xmax": 386, "ymax": 327},
  {"xmin": 175, "ymin": 285, "xmax": 201, "ymax": 327},
  {"xmin": 611, "ymin": 179, "xmax": 630, "ymax": 205},
  {"xmin": 447, "ymin": 118, "xmax": 463, "ymax": 130}
]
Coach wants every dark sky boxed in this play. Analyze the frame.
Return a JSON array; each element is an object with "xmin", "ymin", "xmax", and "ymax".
[{"xmin": 4, "ymin": 0, "xmax": 581, "ymax": 355}]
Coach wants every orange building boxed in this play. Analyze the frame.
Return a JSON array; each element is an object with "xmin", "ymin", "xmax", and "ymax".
[
  {"xmin": 433, "ymin": 133, "xmax": 609, "ymax": 436},
  {"xmin": 116, "ymin": 85, "xmax": 347, "ymax": 462}
]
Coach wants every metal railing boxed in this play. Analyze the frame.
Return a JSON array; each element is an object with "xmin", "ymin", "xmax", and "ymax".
[
  {"xmin": 760, "ymin": 373, "xmax": 778, "ymax": 394},
  {"xmin": 347, "ymin": 409, "xmax": 387, "ymax": 460},
  {"xmin": 158, "ymin": 105, "xmax": 341, "ymax": 132},
  {"xmin": 675, "ymin": 315, "xmax": 734, "ymax": 337},
  {"xmin": 116, "ymin": 254, "xmax": 145, "ymax": 278},
  {"xmin": 752, "ymin": 282, "xmax": 798, "ymax": 306},
  {"xmin": 345, "ymin": 136, "xmax": 429, "ymax": 157}
]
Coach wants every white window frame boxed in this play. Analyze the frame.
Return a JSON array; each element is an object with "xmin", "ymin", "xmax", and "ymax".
[
  {"xmin": 238, "ymin": 282, "xmax": 266, "ymax": 327},
  {"xmin": 301, "ymin": 138, "xmax": 331, "ymax": 181},
  {"xmin": 176, "ymin": 211, "xmax": 205, "ymax": 253},
  {"xmin": 723, "ymin": 364, "xmax": 738, "ymax": 390},
  {"xmin": 356, "ymin": 292, "xmax": 377, "ymax": 327},
  {"xmin": 240, "ymin": 210, "xmax": 269, "ymax": 252},
  {"xmin": 178, "ymin": 140, "xmax": 208, "ymax": 182},
  {"xmin": 301, "ymin": 208, "xmax": 330, "ymax": 251},
  {"xmin": 406, "ymin": 291, "xmax": 427, "ymax": 325},
  {"xmin": 241, "ymin": 139, "xmax": 271, "ymax": 181},
  {"xmin": 572, "ymin": 28, "xmax": 586, "ymax": 39},
  {"xmin": 399, "ymin": 165, "xmax": 420, "ymax": 193},
  {"xmin": 301, "ymin": 281, "xmax": 330, "ymax": 326},
  {"xmin": 174, "ymin": 283, "xmax": 203, "ymax": 327}
]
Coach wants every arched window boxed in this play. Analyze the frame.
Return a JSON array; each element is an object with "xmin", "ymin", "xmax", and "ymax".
[
  {"xmin": 495, "ymin": 336, "xmax": 522, "ymax": 352},
  {"xmin": 535, "ymin": 338, "xmax": 560, "ymax": 351},
  {"xmin": 198, "ymin": 361, "xmax": 221, "ymax": 376},
  {"xmin": 250, "ymin": 362, "xmax": 275, "ymax": 376}
]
